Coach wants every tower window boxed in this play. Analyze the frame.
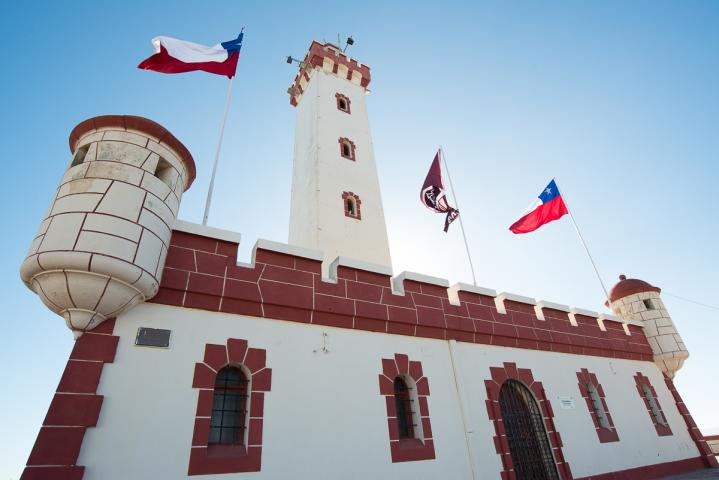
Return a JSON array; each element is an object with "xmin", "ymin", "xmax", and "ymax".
[
  {"xmin": 643, "ymin": 299, "xmax": 654, "ymax": 310},
  {"xmin": 394, "ymin": 377, "xmax": 415, "ymax": 439},
  {"xmin": 154, "ymin": 157, "xmax": 175, "ymax": 188},
  {"xmin": 209, "ymin": 366, "xmax": 249, "ymax": 445},
  {"xmin": 335, "ymin": 93, "xmax": 351, "ymax": 113},
  {"xmin": 338, "ymin": 137, "xmax": 356, "ymax": 161},
  {"xmin": 342, "ymin": 191, "xmax": 361, "ymax": 220},
  {"xmin": 70, "ymin": 144, "xmax": 90, "ymax": 168}
]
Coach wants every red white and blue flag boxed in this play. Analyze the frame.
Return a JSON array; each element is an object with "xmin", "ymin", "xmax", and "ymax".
[
  {"xmin": 509, "ymin": 179, "xmax": 569, "ymax": 234},
  {"xmin": 138, "ymin": 33, "xmax": 243, "ymax": 78},
  {"xmin": 421, "ymin": 151, "xmax": 459, "ymax": 232}
]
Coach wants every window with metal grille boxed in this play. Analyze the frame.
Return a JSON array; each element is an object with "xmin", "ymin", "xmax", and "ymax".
[
  {"xmin": 586, "ymin": 383, "xmax": 611, "ymax": 429},
  {"xmin": 641, "ymin": 384, "xmax": 667, "ymax": 426},
  {"xmin": 394, "ymin": 377, "xmax": 415, "ymax": 439},
  {"xmin": 209, "ymin": 366, "xmax": 249, "ymax": 445}
]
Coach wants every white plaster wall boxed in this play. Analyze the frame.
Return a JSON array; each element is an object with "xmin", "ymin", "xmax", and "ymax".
[
  {"xmin": 289, "ymin": 68, "xmax": 392, "ymax": 271},
  {"xmin": 78, "ymin": 304, "xmax": 700, "ymax": 479}
]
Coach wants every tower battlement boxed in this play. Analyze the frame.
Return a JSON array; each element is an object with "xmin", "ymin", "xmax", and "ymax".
[
  {"xmin": 289, "ymin": 40, "xmax": 371, "ymax": 106},
  {"xmin": 152, "ymin": 221, "xmax": 654, "ymax": 362}
]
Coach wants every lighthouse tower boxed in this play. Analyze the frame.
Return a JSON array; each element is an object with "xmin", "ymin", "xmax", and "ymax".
[
  {"xmin": 19, "ymin": 115, "xmax": 195, "ymax": 336},
  {"xmin": 288, "ymin": 41, "xmax": 392, "ymax": 271},
  {"xmin": 608, "ymin": 275, "xmax": 689, "ymax": 378}
]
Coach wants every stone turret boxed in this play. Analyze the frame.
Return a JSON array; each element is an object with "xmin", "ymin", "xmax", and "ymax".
[
  {"xmin": 20, "ymin": 115, "xmax": 195, "ymax": 337},
  {"xmin": 608, "ymin": 275, "xmax": 688, "ymax": 378}
]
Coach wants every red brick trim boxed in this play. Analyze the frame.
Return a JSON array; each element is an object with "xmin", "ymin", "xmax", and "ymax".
[
  {"xmin": 664, "ymin": 375, "xmax": 719, "ymax": 468},
  {"xmin": 633, "ymin": 372, "xmax": 672, "ymax": 436},
  {"xmin": 484, "ymin": 362, "xmax": 572, "ymax": 480},
  {"xmin": 575, "ymin": 456, "xmax": 709, "ymax": 479},
  {"xmin": 188, "ymin": 338, "xmax": 272, "ymax": 476},
  {"xmin": 338, "ymin": 137, "xmax": 356, "ymax": 161},
  {"xmin": 335, "ymin": 93, "xmax": 351, "ymax": 114},
  {"xmin": 379, "ymin": 354, "xmax": 435, "ymax": 462},
  {"xmin": 342, "ymin": 191, "xmax": 362, "ymax": 219},
  {"xmin": 151, "ymin": 230, "xmax": 655, "ymax": 362},
  {"xmin": 576, "ymin": 368, "xmax": 619, "ymax": 443},
  {"xmin": 21, "ymin": 320, "xmax": 119, "ymax": 480}
]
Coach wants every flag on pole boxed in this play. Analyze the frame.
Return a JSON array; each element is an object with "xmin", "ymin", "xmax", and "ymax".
[
  {"xmin": 138, "ymin": 33, "xmax": 243, "ymax": 78},
  {"xmin": 420, "ymin": 151, "xmax": 459, "ymax": 232},
  {"xmin": 509, "ymin": 179, "xmax": 568, "ymax": 234}
]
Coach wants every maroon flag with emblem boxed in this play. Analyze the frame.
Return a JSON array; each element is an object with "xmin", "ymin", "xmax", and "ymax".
[{"xmin": 420, "ymin": 151, "xmax": 459, "ymax": 232}]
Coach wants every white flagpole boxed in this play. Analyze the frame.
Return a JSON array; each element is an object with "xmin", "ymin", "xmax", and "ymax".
[
  {"xmin": 440, "ymin": 146, "xmax": 478, "ymax": 286},
  {"xmin": 203, "ymin": 75, "xmax": 235, "ymax": 226},
  {"xmin": 553, "ymin": 177, "xmax": 611, "ymax": 304}
]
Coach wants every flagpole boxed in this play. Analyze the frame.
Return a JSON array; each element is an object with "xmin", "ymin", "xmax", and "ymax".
[
  {"xmin": 553, "ymin": 177, "xmax": 610, "ymax": 304},
  {"xmin": 440, "ymin": 146, "xmax": 478, "ymax": 286},
  {"xmin": 202, "ymin": 74, "xmax": 235, "ymax": 225}
]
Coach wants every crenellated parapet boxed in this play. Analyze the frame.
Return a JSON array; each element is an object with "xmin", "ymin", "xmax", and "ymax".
[
  {"xmin": 150, "ymin": 221, "xmax": 654, "ymax": 362},
  {"xmin": 288, "ymin": 41, "xmax": 371, "ymax": 107}
]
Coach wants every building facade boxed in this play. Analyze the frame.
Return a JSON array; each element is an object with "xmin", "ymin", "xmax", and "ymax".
[{"xmin": 18, "ymin": 41, "xmax": 717, "ymax": 480}]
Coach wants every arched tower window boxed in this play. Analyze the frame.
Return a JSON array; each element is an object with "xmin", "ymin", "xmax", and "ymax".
[
  {"xmin": 394, "ymin": 377, "xmax": 415, "ymax": 439},
  {"xmin": 338, "ymin": 137, "xmax": 356, "ymax": 161},
  {"xmin": 342, "ymin": 191, "xmax": 361, "ymax": 220},
  {"xmin": 209, "ymin": 366, "xmax": 249, "ymax": 445},
  {"xmin": 335, "ymin": 93, "xmax": 351, "ymax": 113}
]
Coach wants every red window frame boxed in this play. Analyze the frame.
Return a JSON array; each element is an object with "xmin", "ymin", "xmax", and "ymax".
[
  {"xmin": 379, "ymin": 354, "xmax": 435, "ymax": 462},
  {"xmin": 338, "ymin": 137, "xmax": 356, "ymax": 161},
  {"xmin": 576, "ymin": 368, "xmax": 619, "ymax": 443},
  {"xmin": 188, "ymin": 339, "xmax": 272, "ymax": 475},
  {"xmin": 634, "ymin": 372, "xmax": 672, "ymax": 436},
  {"xmin": 342, "ymin": 191, "xmax": 362, "ymax": 220},
  {"xmin": 335, "ymin": 92, "xmax": 351, "ymax": 113}
]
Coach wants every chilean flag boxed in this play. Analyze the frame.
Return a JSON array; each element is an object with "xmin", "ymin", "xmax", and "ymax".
[
  {"xmin": 509, "ymin": 179, "xmax": 568, "ymax": 234},
  {"xmin": 138, "ymin": 33, "xmax": 243, "ymax": 78}
]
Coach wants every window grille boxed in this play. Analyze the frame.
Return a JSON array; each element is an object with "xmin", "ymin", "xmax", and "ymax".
[
  {"xmin": 209, "ymin": 366, "xmax": 249, "ymax": 445},
  {"xmin": 394, "ymin": 377, "xmax": 415, "ymax": 439},
  {"xmin": 586, "ymin": 383, "xmax": 610, "ymax": 429},
  {"xmin": 642, "ymin": 384, "xmax": 667, "ymax": 426}
]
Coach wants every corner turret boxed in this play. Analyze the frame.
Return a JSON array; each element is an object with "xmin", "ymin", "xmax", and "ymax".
[
  {"xmin": 608, "ymin": 275, "xmax": 688, "ymax": 378},
  {"xmin": 20, "ymin": 115, "xmax": 195, "ymax": 337}
]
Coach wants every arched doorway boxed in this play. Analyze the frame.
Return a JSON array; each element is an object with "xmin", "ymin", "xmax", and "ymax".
[{"xmin": 499, "ymin": 379, "xmax": 559, "ymax": 480}]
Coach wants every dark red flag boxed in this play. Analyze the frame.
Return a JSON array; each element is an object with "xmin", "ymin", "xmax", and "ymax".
[{"xmin": 420, "ymin": 151, "xmax": 459, "ymax": 232}]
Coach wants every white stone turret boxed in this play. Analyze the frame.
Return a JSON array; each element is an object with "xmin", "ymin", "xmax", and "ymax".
[
  {"xmin": 20, "ymin": 115, "xmax": 195, "ymax": 337},
  {"xmin": 288, "ymin": 41, "xmax": 392, "ymax": 272},
  {"xmin": 608, "ymin": 275, "xmax": 689, "ymax": 378}
]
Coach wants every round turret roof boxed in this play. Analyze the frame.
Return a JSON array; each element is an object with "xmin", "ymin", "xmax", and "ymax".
[
  {"xmin": 69, "ymin": 115, "xmax": 196, "ymax": 190},
  {"xmin": 608, "ymin": 274, "xmax": 661, "ymax": 303}
]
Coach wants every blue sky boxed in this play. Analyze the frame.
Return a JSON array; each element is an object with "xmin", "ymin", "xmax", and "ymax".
[{"xmin": 1, "ymin": 1, "xmax": 718, "ymax": 477}]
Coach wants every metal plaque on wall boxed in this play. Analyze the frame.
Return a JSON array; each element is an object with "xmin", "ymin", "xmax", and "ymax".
[{"xmin": 135, "ymin": 327, "xmax": 171, "ymax": 348}]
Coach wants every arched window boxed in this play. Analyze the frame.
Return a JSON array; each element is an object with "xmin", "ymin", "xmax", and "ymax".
[
  {"xmin": 586, "ymin": 383, "xmax": 610, "ymax": 429},
  {"xmin": 335, "ymin": 92, "xmax": 351, "ymax": 113},
  {"xmin": 641, "ymin": 384, "xmax": 667, "ymax": 426},
  {"xmin": 342, "ymin": 192, "xmax": 361, "ymax": 219},
  {"xmin": 394, "ymin": 377, "xmax": 415, "ymax": 439},
  {"xmin": 209, "ymin": 366, "xmax": 249, "ymax": 445},
  {"xmin": 338, "ymin": 137, "xmax": 356, "ymax": 161}
]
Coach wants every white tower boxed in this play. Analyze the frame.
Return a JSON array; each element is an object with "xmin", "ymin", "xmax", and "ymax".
[
  {"xmin": 288, "ymin": 41, "xmax": 392, "ymax": 271},
  {"xmin": 608, "ymin": 275, "xmax": 689, "ymax": 378},
  {"xmin": 20, "ymin": 115, "xmax": 195, "ymax": 336}
]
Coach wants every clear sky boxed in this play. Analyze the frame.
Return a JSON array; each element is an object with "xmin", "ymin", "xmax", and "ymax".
[{"xmin": 1, "ymin": 1, "xmax": 718, "ymax": 477}]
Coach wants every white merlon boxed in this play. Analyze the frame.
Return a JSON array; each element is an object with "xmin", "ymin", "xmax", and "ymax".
[
  {"xmin": 598, "ymin": 313, "xmax": 622, "ymax": 324},
  {"xmin": 392, "ymin": 271, "xmax": 450, "ymax": 295},
  {"xmin": 535, "ymin": 301, "xmax": 571, "ymax": 321},
  {"xmin": 570, "ymin": 307, "xmax": 600, "ymax": 317},
  {"xmin": 174, "ymin": 219, "xmax": 242, "ymax": 245},
  {"xmin": 447, "ymin": 283, "xmax": 497, "ymax": 307},
  {"xmin": 328, "ymin": 256, "xmax": 393, "ymax": 281},
  {"xmin": 254, "ymin": 239, "xmax": 324, "ymax": 262}
]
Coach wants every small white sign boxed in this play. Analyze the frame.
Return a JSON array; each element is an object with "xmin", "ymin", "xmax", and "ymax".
[{"xmin": 558, "ymin": 396, "xmax": 575, "ymax": 409}]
